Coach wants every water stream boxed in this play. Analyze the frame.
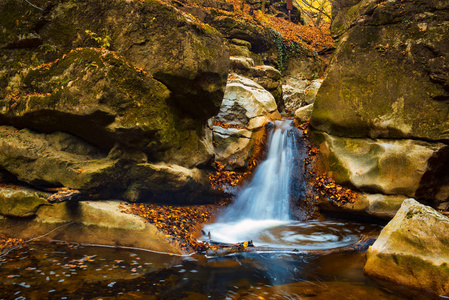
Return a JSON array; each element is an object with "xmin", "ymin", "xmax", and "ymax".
[
  {"xmin": 203, "ymin": 120, "xmax": 308, "ymax": 246},
  {"xmin": 0, "ymin": 120, "xmax": 433, "ymax": 299},
  {"xmin": 203, "ymin": 120, "xmax": 361, "ymax": 250}
]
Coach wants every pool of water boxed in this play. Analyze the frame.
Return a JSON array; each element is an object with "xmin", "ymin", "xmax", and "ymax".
[
  {"xmin": 0, "ymin": 218, "xmax": 436, "ymax": 300},
  {"xmin": 202, "ymin": 219, "xmax": 382, "ymax": 250}
]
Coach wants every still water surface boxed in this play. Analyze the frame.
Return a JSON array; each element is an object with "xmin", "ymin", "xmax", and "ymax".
[{"xmin": 0, "ymin": 218, "xmax": 432, "ymax": 300}]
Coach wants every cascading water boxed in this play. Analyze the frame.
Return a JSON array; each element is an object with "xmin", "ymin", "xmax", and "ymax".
[
  {"xmin": 219, "ymin": 120, "xmax": 304, "ymax": 222},
  {"xmin": 203, "ymin": 120, "xmax": 369, "ymax": 250},
  {"xmin": 203, "ymin": 119, "xmax": 308, "ymax": 245}
]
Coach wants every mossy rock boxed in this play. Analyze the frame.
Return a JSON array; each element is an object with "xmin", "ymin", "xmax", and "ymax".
[
  {"xmin": 312, "ymin": 0, "xmax": 449, "ymax": 141},
  {"xmin": 0, "ymin": 48, "xmax": 212, "ymax": 165},
  {"xmin": 311, "ymin": 131, "xmax": 449, "ymax": 202},
  {"xmin": 0, "ymin": 186, "xmax": 48, "ymax": 218},
  {"xmin": 365, "ymin": 199, "xmax": 449, "ymax": 296},
  {"xmin": 0, "ymin": 125, "xmax": 123, "ymax": 190}
]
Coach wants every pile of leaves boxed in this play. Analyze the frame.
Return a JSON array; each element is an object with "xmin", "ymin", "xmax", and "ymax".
[
  {"xmin": 313, "ymin": 173, "xmax": 358, "ymax": 206},
  {"xmin": 208, "ymin": 161, "xmax": 254, "ymax": 191},
  {"xmin": 296, "ymin": 121, "xmax": 309, "ymax": 135},
  {"xmin": 253, "ymin": 9, "xmax": 333, "ymax": 52},
  {"xmin": 119, "ymin": 203, "xmax": 228, "ymax": 252},
  {"xmin": 213, "ymin": 120, "xmax": 247, "ymax": 130},
  {"xmin": 0, "ymin": 236, "xmax": 23, "ymax": 255}
]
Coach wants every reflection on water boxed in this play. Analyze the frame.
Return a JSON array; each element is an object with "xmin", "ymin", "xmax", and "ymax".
[{"xmin": 0, "ymin": 219, "xmax": 432, "ymax": 300}]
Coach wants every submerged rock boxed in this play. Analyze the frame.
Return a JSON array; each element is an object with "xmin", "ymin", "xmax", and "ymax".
[{"xmin": 365, "ymin": 199, "xmax": 449, "ymax": 296}]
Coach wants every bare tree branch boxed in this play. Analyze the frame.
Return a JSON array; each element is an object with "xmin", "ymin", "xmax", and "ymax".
[
  {"xmin": 24, "ymin": 0, "xmax": 43, "ymax": 11},
  {"xmin": 298, "ymin": 0, "xmax": 331, "ymax": 20}
]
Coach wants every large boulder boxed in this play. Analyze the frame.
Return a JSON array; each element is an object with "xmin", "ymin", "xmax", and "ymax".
[
  {"xmin": 1, "ymin": 0, "xmax": 229, "ymax": 120},
  {"xmin": 213, "ymin": 74, "xmax": 281, "ymax": 169},
  {"xmin": 0, "ymin": 0, "xmax": 229, "ymax": 202},
  {"xmin": 365, "ymin": 199, "xmax": 449, "ymax": 296},
  {"xmin": 311, "ymin": 0, "xmax": 449, "ymax": 141},
  {"xmin": 0, "ymin": 125, "xmax": 215, "ymax": 203},
  {"xmin": 310, "ymin": 0, "xmax": 449, "ymax": 210},
  {"xmin": 312, "ymin": 131, "xmax": 449, "ymax": 203},
  {"xmin": 2, "ymin": 47, "xmax": 213, "ymax": 167}
]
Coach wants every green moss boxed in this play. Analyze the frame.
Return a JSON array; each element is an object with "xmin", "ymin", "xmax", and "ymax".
[
  {"xmin": 0, "ymin": 0, "xmax": 44, "ymax": 44},
  {"xmin": 0, "ymin": 187, "xmax": 48, "ymax": 218}
]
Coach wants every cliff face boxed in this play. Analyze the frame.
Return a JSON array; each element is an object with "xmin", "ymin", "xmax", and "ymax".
[
  {"xmin": 0, "ymin": 0, "xmax": 230, "ymax": 202},
  {"xmin": 311, "ymin": 0, "xmax": 449, "ymax": 211}
]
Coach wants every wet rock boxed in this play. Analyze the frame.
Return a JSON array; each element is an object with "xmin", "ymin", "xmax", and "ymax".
[
  {"xmin": 294, "ymin": 103, "xmax": 314, "ymax": 123},
  {"xmin": 213, "ymin": 126, "xmax": 266, "ymax": 169},
  {"xmin": 213, "ymin": 74, "xmax": 281, "ymax": 169},
  {"xmin": 124, "ymin": 163, "xmax": 215, "ymax": 204},
  {"xmin": 0, "ymin": 186, "xmax": 49, "ymax": 218},
  {"xmin": 0, "ymin": 200, "xmax": 184, "ymax": 254},
  {"xmin": 319, "ymin": 193, "xmax": 407, "ymax": 220},
  {"xmin": 312, "ymin": 131, "xmax": 449, "ymax": 203},
  {"xmin": 365, "ymin": 198, "xmax": 449, "ymax": 296}
]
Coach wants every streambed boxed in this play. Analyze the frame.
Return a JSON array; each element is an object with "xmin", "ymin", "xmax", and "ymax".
[{"xmin": 0, "ymin": 218, "xmax": 431, "ymax": 300}]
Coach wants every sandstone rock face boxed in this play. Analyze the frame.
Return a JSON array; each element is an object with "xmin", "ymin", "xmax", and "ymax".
[
  {"xmin": 365, "ymin": 199, "xmax": 449, "ymax": 296},
  {"xmin": 0, "ymin": 0, "xmax": 229, "ymax": 202},
  {"xmin": 319, "ymin": 192, "xmax": 408, "ymax": 220},
  {"xmin": 213, "ymin": 74, "xmax": 281, "ymax": 169},
  {"xmin": 312, "ymin": 131, "xmax": 449, "ymax": 201},
  {"xmin": 294, "ymin": 103, "xmax": 314, "ymax": 124},
  {"xmin": 283, "ymin": 79, "xmax": 322, "ymax": 115},
  {"xmin": 0, "ymin": 201, "xmax": 183, "ymax": 254},
  {"xmin": 312, "ymin": 0, "xmax": 449, "ymax": 141},
  {"xmin": 310, "ymin": 0, "xmax": 449, "ymax": 212},
  {"xmin": 0, "ymin": 186, "xmax": 49, "ymax": 218},
  {"xmin": 0, "ymin": 125, "xmax": 216, "ymax": 203}
]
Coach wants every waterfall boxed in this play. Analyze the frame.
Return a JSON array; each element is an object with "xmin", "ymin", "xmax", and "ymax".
[{"xmin": 204, "ymin": 119, "xmax": 306, "ymax": 244}]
